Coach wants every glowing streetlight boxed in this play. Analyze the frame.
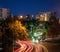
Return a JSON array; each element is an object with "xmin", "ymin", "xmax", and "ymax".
[
  {"xmin": 18, "ymin": 15, "xmax": 24, "ymax": 19},
  {"xmin": 20, "ymin": 15, "xmax": 23, "ymax": 18}
]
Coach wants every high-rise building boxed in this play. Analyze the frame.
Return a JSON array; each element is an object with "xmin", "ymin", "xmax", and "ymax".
[
  {"xmin": 0, "ymin": 8, "xmax": 10, "ymax": 19},
  {"xmin": 36, "ymin": 12, "xmax": 52, "ymax": 21}
]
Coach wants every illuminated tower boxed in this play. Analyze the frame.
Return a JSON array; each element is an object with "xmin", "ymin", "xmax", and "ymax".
[{"xmin": 36, "ymin": 12, "xmax": 52, "ymax": 21}]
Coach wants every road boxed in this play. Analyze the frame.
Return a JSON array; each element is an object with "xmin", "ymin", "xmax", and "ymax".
[
  {"xmin": 13, "ymin": 40, "xmax": 47, "ymax": 52},
  {"xmin": 41, "ymin": 42, "xmax": 60, "ymax": 52},
  {"xmin": 13, "ymin": 39, "xmax": 60, "ymax": 52},
  {"xmin": 41, "ymin": 38, "xmax": 60, "ymax": 52}
]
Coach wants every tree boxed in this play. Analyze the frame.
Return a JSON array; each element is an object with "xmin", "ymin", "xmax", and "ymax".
[
  {"xmin": 8, "ymin": 20, "xmax": 30, "ymax": 40},
  {"xmin": 26, "ymin": 14, "xmax": 31, "ymax": 21},
  {"xmin": 49, "ymin": 13, "xmax": 57, "ymax": 25},
  {"xmin": 48, "ymin": 20, "xmax": 60, "ymax": 38},
  {"xmin": 1, "ymin": 16, "xmax": 30, "ymax": 52}
]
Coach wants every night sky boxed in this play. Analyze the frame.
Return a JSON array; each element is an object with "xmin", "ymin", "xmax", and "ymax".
[{"xmin": 0, "ymin": 0, "xmax": 60, "ymax": 18}]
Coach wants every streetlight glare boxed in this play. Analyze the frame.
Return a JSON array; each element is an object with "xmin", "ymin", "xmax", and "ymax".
[{"xmin": 20, "ymin": 15, "xmax": 23, "ymax": 19}]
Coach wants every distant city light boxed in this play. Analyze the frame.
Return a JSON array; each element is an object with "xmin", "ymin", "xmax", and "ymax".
[{"xmin": 32, "ymin": 15, "xmax": 34, "ymax": 17}]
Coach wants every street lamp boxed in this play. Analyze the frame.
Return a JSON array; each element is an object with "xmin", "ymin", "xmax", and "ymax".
[
  {"xmin": 20, "ymin": 15, "xmax": 23, "ymax": 19},
  {"xmin": 18, "ymin": 15, "xmax": 24, "ymax": 20}
]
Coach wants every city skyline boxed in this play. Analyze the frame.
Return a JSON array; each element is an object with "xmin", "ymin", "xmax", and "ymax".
[{"xmin": 0, "ymin": 0, "xmax": 60, "ymax": 18}]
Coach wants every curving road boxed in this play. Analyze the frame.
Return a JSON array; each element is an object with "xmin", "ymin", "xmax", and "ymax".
[{"xmin": 13, "ymin": 40, "xmax": 48, "ymax": 52}]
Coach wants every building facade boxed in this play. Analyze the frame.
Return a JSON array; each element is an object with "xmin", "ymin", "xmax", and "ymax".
[
  {"xmin": 0, "ymin": 8, "xmax": 10, "ymax": 19},
  {"xmin": 36, "ymin": 12, "xmax": 52, "ymax": 21}
]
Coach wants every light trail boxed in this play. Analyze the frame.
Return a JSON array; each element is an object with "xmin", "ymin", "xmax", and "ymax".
[
  {"xmin": 13, "ymin": 40, "xmax": 48, "ymax": 52},
  {"xmin": 13, "ymin": 40, "xmax": 27, "ymax": 52},
  {"xmin": 40, "ymin": 44, "xmax": 48, "ymax": 52},
  {"xmin": 34, "ymin": 44, "xmax": 43, "ymax": 52},
  {"xmin": 18, "ymin": 41, "xmax": 33, "ymax": 52},
  {"xmin": 16, "ymin": 40, "xmax": 27, "ymax": 52},
  {"xmin": 14, "ymin": 40, "xmax": 33, "ymax": 52},
  {"xmin": 25, "ymin": 41, "xmax": 33, "ymax": 52}
]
